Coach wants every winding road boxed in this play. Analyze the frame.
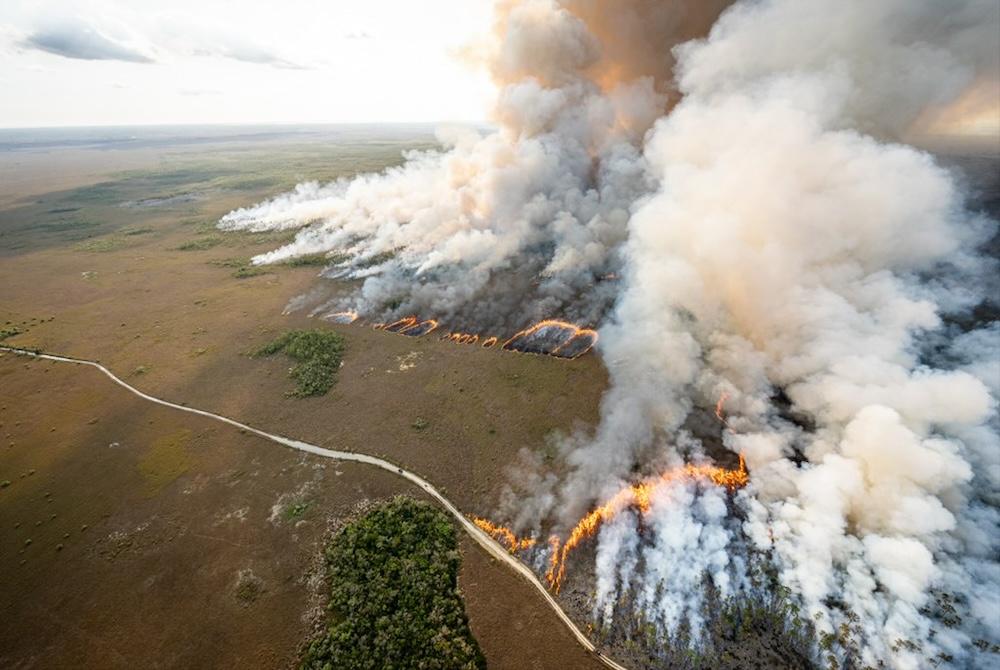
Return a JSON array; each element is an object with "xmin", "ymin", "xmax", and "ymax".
[{"xmin": 0, "ymin": 345, "xmax": 629, "ymax": 670}]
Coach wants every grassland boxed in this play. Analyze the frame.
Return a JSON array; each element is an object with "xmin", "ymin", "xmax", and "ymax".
[{"xmin": 0, "ymin": 130, "xmax": 609, "ymax": 670}]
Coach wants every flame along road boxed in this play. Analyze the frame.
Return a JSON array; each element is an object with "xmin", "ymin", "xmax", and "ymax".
[{"xmin": 0, "ymin": 346, "xmax": 629, "ymax": 670}]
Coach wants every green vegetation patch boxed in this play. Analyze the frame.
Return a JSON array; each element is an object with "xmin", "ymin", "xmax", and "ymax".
[
  {"xmin": 122, "ymin": 227, "xmax": 154, "ymax": 236},
  {"xmin": 232, "ymin": 264, "xmax": 269, "ymax": 278},
  {"xmin": 281, "ymin": 253, "xmax": 332, "ymax": 267},
  {"xmin": 177, "ymin": 236, "xmax": 224, "ymax": 251},
  {"xmin": 285, "ymin": 500, "xmax": 311, "ymax": 521},
  {"xmin": 208, "ymin": 256, "xmax": 273, "ymax": 278},
  {"xmin": 301, "ymin": 497, "xmax": 485, "ymax": 670},
  {"xmin": 75, "ymin": 235, "xmax": 129, "ymax": 252},
  {"xmin": 210, "ymin": 256, "xmax": 251, "ymax": 268},
  {"xmin": 0, "ymin": 326, "xmax": 22, "ymax": 341},
  {"xmin": 253, "ymin": 329, "xmax": 346, "ymax": 397}
]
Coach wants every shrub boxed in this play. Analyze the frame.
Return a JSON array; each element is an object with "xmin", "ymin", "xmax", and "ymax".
[
  {"xmin": 301, "ymin": 497, "xmax": 486, "ymax": 670},
  {"xmin": 0, "ymin": 326, "xmax": 21, "ymax": 341},
  {"xmin": 253, "ymin": 329, "xmax": 346, "ymax": 397},
  {"xmin": 177, "ymin": 236, "xmax": 223, "ymax": 251},
  {"xmin": 281, "ymin": 253, "xmax": 332, "ymax": 267}
]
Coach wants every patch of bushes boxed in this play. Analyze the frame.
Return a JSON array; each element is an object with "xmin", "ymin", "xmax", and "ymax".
[
  {"xmin": 253, "ymin": 329, "xmax": 346, "ymax": 397},
  {"xmin": 281, "ymin": 253, "xmax": 331, "ymax": 267},
  {"xmin": 0, "ymin": 326, "xmax": 21, "ymax": 341},
  {"xmin": 177, "ymin": 236, "xmax": 223, "ymax": 251},
  {"xmin": 208, "ymin": 256, "xmax": 272, "ymax": 278},
  {"xmin": 232, "ymin": 264, "xmax": 269, "ymax": 278},
  {"xmin": 285, "ymin": 501, "xmax": 311, "ymax": 520},
  {"xmin": 210, "ymin": 257, "xmax": 250, "ymax": 268},
  {"xmin": 76, "ymin": 236, "xmax": 127, "ymax": 252},
  {"xmin": 301, "ymin": 497, "xmax": 485, "ymax": 670}
]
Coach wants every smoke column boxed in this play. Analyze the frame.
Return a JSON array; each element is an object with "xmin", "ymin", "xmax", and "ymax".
[{"xmin": 220, "ymin": 1, "xmax": 999, "ymax": 667}]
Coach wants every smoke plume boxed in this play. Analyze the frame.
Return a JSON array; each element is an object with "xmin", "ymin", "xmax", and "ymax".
[{"xmin": 220, "ymin": 1, "xmax": 999, "ymax": 667}]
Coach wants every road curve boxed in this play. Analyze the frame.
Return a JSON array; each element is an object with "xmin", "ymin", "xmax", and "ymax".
[{"xmin": 0, "ymin": 346, "xmax": 629, "ymax": 670}]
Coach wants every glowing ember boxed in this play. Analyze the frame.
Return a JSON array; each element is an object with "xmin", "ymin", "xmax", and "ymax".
[
  {"xmin": 326, "ymin": 310, "xmax": 358, "ymax": 324},
  {"xmin": 502, "ymin": 320, "xmax": 598, "ymax": 359},
  {"xmin": 473, "ymin": 518, "xmax": 536, "ymax": 553},
  {"xmin": 545, "ymin": 455, "xmax": 748, "ymax": 592}
]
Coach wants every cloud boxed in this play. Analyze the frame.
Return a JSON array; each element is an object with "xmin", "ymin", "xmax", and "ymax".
[
  {"xmin": 178, "ymin": 87, "xmax": 221, "ymax": 96},
  {"xmin": 212, "ymin": 43, "xmax": 307, "ymax": 69},
  {"xmin": 10, "ymin": 13, "xmax": 306, "ymax": 70},
  {"xmin": 21, "ymin": 22, "xmax": 153, "ymax": 63}
]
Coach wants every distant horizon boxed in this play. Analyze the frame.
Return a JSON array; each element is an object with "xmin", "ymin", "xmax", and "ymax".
[{"xmin": 0, "ymin": 120, "xmax": 492, "ymax": 131}]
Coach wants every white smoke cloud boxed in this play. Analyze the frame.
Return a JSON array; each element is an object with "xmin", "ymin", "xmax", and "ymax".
[{"xmin": 219, "ymin": 1, "xmax": 999, "ymax": 667}]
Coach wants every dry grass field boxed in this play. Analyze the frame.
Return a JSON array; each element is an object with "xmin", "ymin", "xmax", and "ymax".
[{"xmin": 0, "ymin": 129, "xmax": 607, "ymax": 670}]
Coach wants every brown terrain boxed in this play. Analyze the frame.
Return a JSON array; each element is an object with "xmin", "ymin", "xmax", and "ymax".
[{"xmin": 0, "ymin": 130, "xmax": 608, "ymax": 669}]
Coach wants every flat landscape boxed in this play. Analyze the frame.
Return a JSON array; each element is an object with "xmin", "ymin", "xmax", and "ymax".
[{"xmin": 0, "ymin": 128, "xmax": 608, "ymax": 669}]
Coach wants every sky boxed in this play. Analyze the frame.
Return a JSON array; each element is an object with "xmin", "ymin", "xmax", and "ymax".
[{"xmin": 0, "ymin": 0, "xmax": 497, "ymax": 128}]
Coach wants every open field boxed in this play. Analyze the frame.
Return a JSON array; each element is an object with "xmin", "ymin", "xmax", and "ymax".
[{"xmin": 0, "ymin": 128, "xmax": 607, "ymax": 670}]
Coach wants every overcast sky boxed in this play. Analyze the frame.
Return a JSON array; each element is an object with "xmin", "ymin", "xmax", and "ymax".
[{"xmin": 0, "ymin": 0, "xmax": 497, "ymax": 128}]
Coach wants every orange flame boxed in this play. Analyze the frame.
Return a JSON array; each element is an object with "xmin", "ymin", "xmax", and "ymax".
[
  {"xmin": 545, "ymin": 455, "xmax": 748, "ymax": 592},
  {"xmin": 327, "ymin": 310, "xmax": 359, "ymax": 324},
  {"xmin": 401, "ymin": 318, "xmax": 438, "ymax": 336},
  {"xmin": 443, "ymin": 331, "xmax": 481, "ymax": 345},
  {"xmin": 383, "ymin": 316, "xmax": 419, "ymax": 333},
  {"xmin": 367, "ymin": 315, "xmax": 597, "ymax": 358},
  {"xmin": 715, "ymin": 391, "xmax": 729, "ymax": 424},
  {"xmin": 502, "ymin": 319, "xmax": 599, "ymax": 359},
  {"xmin": 473, "ymin": 517, "xmax": 536, "ymax": 553}
]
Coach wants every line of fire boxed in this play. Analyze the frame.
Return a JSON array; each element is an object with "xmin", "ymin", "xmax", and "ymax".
[{"xmin": 325, "ymin": 311, "xmax": 599, "ymax": 359}]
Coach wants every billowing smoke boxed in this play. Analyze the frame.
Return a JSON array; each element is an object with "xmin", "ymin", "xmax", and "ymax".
[
  {"xmin": 220, "ymin": 1, "xmax": 999, "ymax": 667},
  {"xmin": 220, "ymin": 0, "xmax": 731, "ymax": 333}
]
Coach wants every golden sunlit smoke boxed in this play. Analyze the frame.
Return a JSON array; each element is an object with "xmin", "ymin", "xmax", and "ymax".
[
  {"xmin": 473, "ymin": 517, "xmax": 537, "ymax": 553},
  {"xmin": 545, "ymin": 455, "xmax": 748, "ymax": 592}
]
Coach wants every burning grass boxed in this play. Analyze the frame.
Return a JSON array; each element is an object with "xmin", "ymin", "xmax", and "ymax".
[
  {"xmin": 366, "ymin": 315, "xmax": 598, "ymax": 359},
  {"xmin": 501, "ymin": 319, "xmax": 598, "ymax": 359},
  {"xmin": 252, "ymin": 329, "xmax": 346, "ymax": 397},
  {"xmin": 473, "ymin": 457, "xmax": 749, "ymax": 595},
  {"xmin": 545, "ymin": 456, "xmax": 748, "ymax": 592},
  {"xmin": 473, "ymin": 518, "xmax": 536, "ymax": 554},
  {"xmin": 300, "ymin": 497, "xmax": 485, "ymax": 670}
]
